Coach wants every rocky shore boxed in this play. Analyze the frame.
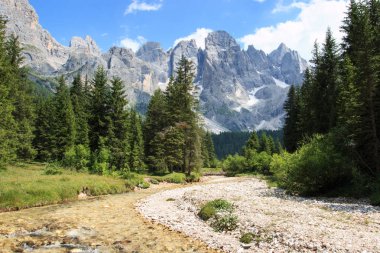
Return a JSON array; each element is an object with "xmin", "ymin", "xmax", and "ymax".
[{"xmin": 137, "ymin": 177, "xmax": 380, "ymax": 253}]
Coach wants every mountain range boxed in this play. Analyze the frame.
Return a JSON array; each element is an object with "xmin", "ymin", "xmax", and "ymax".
[{"xmin": 0, "ymin": 0, "xmax": 308, "ymax": 133}]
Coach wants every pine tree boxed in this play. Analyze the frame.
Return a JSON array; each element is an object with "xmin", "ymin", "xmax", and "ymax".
[
  {"xmin": 341, "ymin": 1, "xmax": 380, "ymax": 174},
  {"xmin": 166, "ymin": 56, "xmax": 202, "ymax": 174},
  {"xmin": 205, "ymin": 132, "xmax": 217, "ymax": 165},
  {"xmin": 128, "ymin": 109, "xmax": 145, "ymax": 171},
  {"xmin": 283, "ymin": 85, "xmax": 301, "ymax": 152},
  {"xmin": 53, "ymin": 76, "xmax": 76, "ymax": 159},
  {"xmin": 243, "ymin": 131, "xmax": 260, "ymax": 155},
  {"xmin": 108, "ymin": 77, "xmax": 130, "ymax": 171},
  {"xmin": 70, "ymin": 74, "xmax": 89, "ymax": 146},
  {"xmin": 0, "ymin": 18, "xmax": 17, "ymax": 166},
  {"xmin": 298, "ymin": 68, "xmax": 315, "ymax": 138},
  {"xmin": 6, "ymin": 34, "xmax": 36, "ymax": 160},
  {"xmin": 143, "ymin": 89, "xmax": 169, "ymax": 164},
  {"xmin": 89, "ymin": 66, "xmax": 111, "ymax": 152},
  {"xmin": 337, "ymin": 56, "xmax": 362, "ymax": 142}
]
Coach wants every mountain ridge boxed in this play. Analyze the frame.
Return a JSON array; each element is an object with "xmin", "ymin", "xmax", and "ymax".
[{"xmin": 0, "ymin": 0, "xmax": 307, "ymax": 133}]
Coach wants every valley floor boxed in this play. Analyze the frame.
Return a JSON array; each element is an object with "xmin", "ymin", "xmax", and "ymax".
[
  {"xmin": 0, "ymin": 182, "xmax": 217, "ymax": 253},
  {"xmin": 138, "ymin": 177, "xmax": 380, "ymax": 253}
]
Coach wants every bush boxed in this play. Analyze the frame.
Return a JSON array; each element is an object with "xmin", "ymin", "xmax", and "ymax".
[
  {"xmin": 245, "ymin": 150, "xmax": 272, "ymax": 174},
  {"xmin": 198, "ymin": 199, "xmax": 234, "ymax": 221},
  {"xmin": 63, "ymin": 145, "xmax": 90, "ymax": 171},
  {"xmin": 163, "ymin": 172, "xmax": 186, "ymax": 184},
  {"xmin": 137, "ymin": 181, "xmax": 150, "ymax": 189},
  {"xmin": 222, "ymin": 155, "xmax": 246, "ymax": 176},
  {"xmin": 240, "ymin": 233, "xmax": 255, "ymax": 244},
  {"xmin": 270, "ymin": 134, "xmax": 354, "ymax": 196},
  {"xmin": 43, "ymin": 163, "xmax": 62, "ymax": 175},
  {"xmin": 186, "ymin": 172, "xmax": 201, "ymax": 182},
  {"xmin": 210, "ymin": 214, "xmax": 238, "ymax": 232}
]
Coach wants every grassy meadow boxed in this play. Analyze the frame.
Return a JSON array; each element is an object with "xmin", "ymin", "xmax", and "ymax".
[{"xmin": 0, "ymin": 163, "xmax": 132, "ymax": 211}]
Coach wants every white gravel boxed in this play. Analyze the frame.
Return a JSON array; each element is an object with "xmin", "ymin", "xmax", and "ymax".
[{"xmin": 136, "ymin": 177, "xmax": 380, "ymax": 253}]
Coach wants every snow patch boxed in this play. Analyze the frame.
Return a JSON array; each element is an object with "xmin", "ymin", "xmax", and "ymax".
[
  {"xmin": 273, "ymin": 78, "xmax": 289, "ymax": 88},
  {"xmin": 201, "ymin": 116, "xmax": 230, "ymax": 134}
]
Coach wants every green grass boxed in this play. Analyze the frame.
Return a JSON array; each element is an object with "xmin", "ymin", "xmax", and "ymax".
[
  {"xmin": 199, "ymin": 167, "xmax": 224, "ymax": 175},
  {"xmin": 198, "ymin": 199, "xmax": 234, "ymax": 221},
  {"xmin": 0, "ymin": 163, "xmax": 132, "ymax": 211}
]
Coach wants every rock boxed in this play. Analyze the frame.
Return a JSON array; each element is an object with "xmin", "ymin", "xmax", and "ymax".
[{"xmin": 0, "ymin": 0, "xmax": 307, "ymax": 132}]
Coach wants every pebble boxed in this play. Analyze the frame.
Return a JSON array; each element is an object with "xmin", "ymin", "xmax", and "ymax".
[{"xmin": 137, "ymin": 177, "xmax": 380, "ymax": 253}]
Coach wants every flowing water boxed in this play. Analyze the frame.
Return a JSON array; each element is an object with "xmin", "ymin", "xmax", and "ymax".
[{"xmin": 0, "ymin": 184, "xmax": 219, "ymax": 253}]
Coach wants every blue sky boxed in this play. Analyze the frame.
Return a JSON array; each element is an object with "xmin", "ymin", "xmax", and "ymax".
[{"xmin": 29, "ymin": 0, "xmax": 348, "ymax": 60}]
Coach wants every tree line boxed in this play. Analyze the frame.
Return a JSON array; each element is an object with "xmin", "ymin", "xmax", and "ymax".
[
  {"xmin": 0, "ymin": 16, "xmax": 216, "ymax": 175},
  {"xmin": 278, "ymin": 0, "xmax": 380, "ymax": 200}
]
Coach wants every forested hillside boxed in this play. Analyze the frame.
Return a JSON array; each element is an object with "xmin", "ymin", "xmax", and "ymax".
[{"xmin": 0, "ymin": 17, "xmax": 216, "ymax": 178}]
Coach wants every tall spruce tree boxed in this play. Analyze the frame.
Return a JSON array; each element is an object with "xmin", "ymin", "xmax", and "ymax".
[
  {"xmin": 283, "ymin": 85, "xmax": 301, "ymax": 152},
  {"xmin": 143, "ymin": 89, "xmax": 169, "ymax": 165},
  {"xmin": 341, "ymin": 0, "xmax": 380, "ymax": 174},
  {"xmin": 89, "ymin": 66, "xmax": 111, "ymax": 152},
  {"xmin": 0, "ymin": 18, "xmax": 17, "ymax": 166},
  {"xmin": 6, "ymin": 35, "xmax": 36, "ymax": 160},
  {"xmin": 166, "ymin": 56, "xmax": 202, "ymax": 174},
  {"xmin": 53, "ymin": 76, "xmax": 76, "ymax": 160},
  {"xmin": 70, "ymin": 74, "xmax": 89, "ymax": 146},
  {"xmin": 108, "ymin": 77, "xmax": 130, "ymax": 171},
  {"xmin": 128, "ymin": 109, "xmax": 145, "ymax": 171}
]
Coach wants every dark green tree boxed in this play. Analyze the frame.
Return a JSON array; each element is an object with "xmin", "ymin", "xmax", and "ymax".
[
  {"xmin": 283, "ymin": 85, "xmax": 301, "ymax": 152},
  {"xmin": 70, "ymin": 74, "xmax": 89, "ymax": 146},
  {"xmin": 108, "ymin": 77, "xmax": 130, "ymax": 171},
  {"xmin": 89, "ymin": 66, "xmax": 111, "ymax": 153}
]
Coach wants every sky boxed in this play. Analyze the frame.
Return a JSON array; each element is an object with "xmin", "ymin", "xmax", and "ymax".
[{"xmin": 29, "ymin": 0, "xmax": 348, "ymax": 60}]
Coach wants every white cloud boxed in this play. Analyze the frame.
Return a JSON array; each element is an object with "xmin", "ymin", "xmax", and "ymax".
[
  {"xmin": 239, "ymin": 0, "xmax": 348, "ymax": 60},
  {"xmin": 173, "ymin": 28, "xmax": 213, "ymax": 50},
  {"xmin": 125, "ymin": 0, "xmax": 163, "ymax": 15},
  {"xmin": 120, "ymin": 36, "xmax": 147, "ymax": 52}
]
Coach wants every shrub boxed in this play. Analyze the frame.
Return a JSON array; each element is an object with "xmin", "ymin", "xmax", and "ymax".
[
  {"xmin": 43, "ymin": 163, "xmax": 62, "ymax": 175},
  {"xmin": 240, "ymin": 233, "xmax": 255, "ymax": 244},
  {"xmin": 137, "ymin": 181, "xmax": 150, "ymax": 189},
  {"xmin": 198, "ymin": 199, "xmax": 234, "ymax": 221},
  {"xmin": 270, "ymin": 134, "xmax": 354, "ymax": 196},
  {"xmin": 163, "ymin": 172, "xmax": 186, "ymax": 184},
  {"xmin": 63, "ymin": 145, "xmax": 90, "ymax": 171},
  {"xmin": 186, "ymin": 172, "xmax": 201, "ymax": 182},
  {"xmin": 370, "ymin": 180, "xmax": 380, "ymax": 206},
  {"xmin": 222, "ymin": 155, "xmax": 246, "ymax": 176},
  {"xmin": 198, "ymin": 205, "xmax": 216, "ymax": 221},
  {"xmin": 210, "ymin": 214, "xmax": 238, "ymax": 232},
  {"xmin": 246, "ymin": 150, "xmax": 272, "ymax": 174}
]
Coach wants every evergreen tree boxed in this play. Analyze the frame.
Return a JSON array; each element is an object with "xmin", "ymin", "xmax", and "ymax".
[
  {"xmin": 108, "ymin": 77, "xmax": 130, "ymax": 171},
  {"xmin": 166, "ymin": 56, "xmax": 202, "ymax": 174},
  {"xmin": 243, "ymin": 131, "xmax": 260, "ymax": 155},
  {"xmin": 89, "ymin": 66, "xmax": 111, "ymax": 153},
  {"xmin": 53, "ymin": 76, "xmax": 76, "ymax": 159},
  {"xmin": 341, "ymin": 1, "xmax": 380, "ymax": 174},
  {"xmin": 205, "ymin": 132, "xmax": 217, "ymax": 165},
  {"xmin": 6, "ymin": 34, "xmax": 36, "ymax": 160},
  {"xmin": 0, "ymin": 18, "xmax": 17, "ymax": 166},
  {"xmin": 143, "ymin": 89, "xmax": 169, "ymax": 164},
  {"xmin": 128, "ymin": 109, "xmax": 145, "ymax": 171},
  {"xmin": 70, "ymin": 74, "xmax": 89, "ymax": 146},
  {"xmin": 298, "ymin": 68, "xmax": 315, "ymax": 138},
  {"xmin": 283, "ymin": 85, "xmax": 301, "ymax": 152},
  {"xmin": 34, "ymin": 98, "xmax": 55, "ymax": 161}
]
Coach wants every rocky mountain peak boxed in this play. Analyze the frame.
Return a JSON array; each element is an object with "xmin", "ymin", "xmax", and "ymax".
[
  {"xmin": 69, "ymin": 35, "xmax": 101, "ymax": 55},
  {"xmin": 136, "ymin": 42, "xmax": 167, "ymax": 66},
  {"xmin": 205, "ymin": 31, "xmax": 240, "ymax": 51}
]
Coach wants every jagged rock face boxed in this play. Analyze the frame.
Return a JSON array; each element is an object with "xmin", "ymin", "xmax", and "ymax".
[
  {"xmin": 0, "ymin": 0, "xmax": 69, "ymax": 73},
  {"xmin": 0, "ymin": 0, "xmax": 308, "ymax": 132}
]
